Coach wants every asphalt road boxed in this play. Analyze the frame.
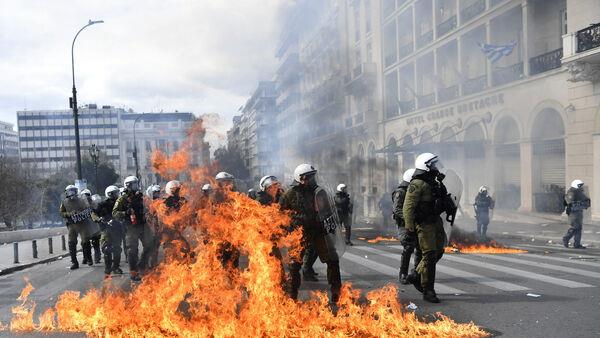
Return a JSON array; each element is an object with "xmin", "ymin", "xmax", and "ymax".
[{"xmin": 0, "ymin": 234, "xmax": 598, "ymax": 337}]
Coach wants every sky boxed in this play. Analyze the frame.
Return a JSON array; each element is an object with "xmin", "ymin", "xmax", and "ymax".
[{"xmin": 0, "ymin": 0, "xmax": 289, "ymax": 145}]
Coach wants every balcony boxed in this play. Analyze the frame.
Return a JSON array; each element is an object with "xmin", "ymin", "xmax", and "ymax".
[
  {"xmin": 436, "ymin": 16, "xmax": 457, "ymax": 38},
  {"xmin": 417, "ymin": 93, "xmax": 436, "ymax": 109},
  {"xmin": 577, "ymin": 23, "xmax": 600, "ymax": 53},
  {"xmin": 462, "ymin": 75, "xmax": 487, "ymax": 95},
  {"xmin": 460, "ymin": 0, "xmax": 485, "ymax": 24},
  {"xmin": 398, "ymin": 100, "xmax": 416, "ymax": 114},
  {"xmin": 345, "ymin": 63, "xmax": 376, "ymax": 96},
  {"xmin": 416, "ymin": 31, "xmax": 433, "ymax": 49},
  {"xmin": 562, "ymin": 22, "xmax": 600, "ymax": 82},
  {"xmin": 529, "ymin": 48, "xmax": 563, "ymax": 75},
  {"xmin": 492, "ymin": 62, "xmax": 523, "ymax": 87},
  {"xmin": 398, "ymin": 42, "xmax": 414, "ymax": 60},
  {"xmin": 437, "ymin": 85, "xmax": 459, "ymax": 103}
]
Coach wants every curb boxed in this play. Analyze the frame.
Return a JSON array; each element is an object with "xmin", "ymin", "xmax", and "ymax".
[{"xmin": 0, "ymin": 253, "xmax": 71, "ymax": 276}]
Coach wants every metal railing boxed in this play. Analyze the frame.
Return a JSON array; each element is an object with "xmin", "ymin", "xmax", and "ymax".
[
  {"xmin": 416, "ymin": 30, "xmax": 433, "ymax": 49},
  {"xmin": 492, "ymin": 62, "xmax": 523, "ymax": 87},
  {"xmin": 529, "ymin": 48, "xmax": 563, "ymax": 75},
  {"xmin": 462, "ymin": 74, "xmax": 487, "ymax": 95},
  {"xmin": 576, "ymin": 22, "xmax": 600, "ymax": 53},
  {"xmin": 417, "ymin": 93, "xmax": 436, "ymax": 109},
  {"xmin": 437, "ymin": 16, "xmax": 457, "ymax": 38},
  {"xmin": 437, "ymin": 84, "xmax": 459, "ymax": 103},
  {"xmin": 398, "ymin": 99, "xmax": 416, "ymax": 114},
  {"xmin": 461, "ymin": 0, "xmax": 486, "ymax": 24}
]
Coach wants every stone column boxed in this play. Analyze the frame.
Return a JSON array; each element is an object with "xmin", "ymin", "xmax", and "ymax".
[
  {"xmin": 522, "ymin": 0, "xmax": 530, "ymax": 77},
  {"xmin": 519, "ymin": 139, "xmax": 534, "ymax": 212}
]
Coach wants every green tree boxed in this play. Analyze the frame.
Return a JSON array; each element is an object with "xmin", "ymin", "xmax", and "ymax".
[
  {"xmin": 213, "ymin": 147, "xmax": 249, "ymax": 180},
  {"xmin": 81, "ymin": 152, "xmax": 120, "ymax": 195},
  {"xmin": 0, "ymin": 158, "xmax": 42, "ymax": 228}
]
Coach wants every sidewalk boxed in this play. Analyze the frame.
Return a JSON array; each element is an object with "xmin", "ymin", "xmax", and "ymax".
[{"xmin": 0, "ymin": 235, "xmax": 70, "ymax": 275}]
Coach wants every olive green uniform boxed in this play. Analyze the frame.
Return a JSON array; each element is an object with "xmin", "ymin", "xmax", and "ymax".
[
  {"xmin": 280, "ymin": 182, "xmax": 342, "ymax": 302},
  {"xmin": 403, "ymin": 173, "xmax": 446, "ymax": 292},
  {"xmin": 60, "ymin": 197, "xmax": 101, "ymax": 266},
  {"xmin": 113, "ymin": 191, "xmax": 150, "ymax": 274}
]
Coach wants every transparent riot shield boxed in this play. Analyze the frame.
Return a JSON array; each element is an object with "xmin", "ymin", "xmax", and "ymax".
[
  {"xmin": 314, "ymin": 186, "xmax": 346, "ymax": 259},
  {"xmin": 441, "ymin": 169, "xmax": 463, "ymax": 245}
]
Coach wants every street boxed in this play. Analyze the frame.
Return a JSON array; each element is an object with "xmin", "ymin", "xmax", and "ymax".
[{"xmin": 0, "ymin": 222, "xmax": 598, "ymax": 337}]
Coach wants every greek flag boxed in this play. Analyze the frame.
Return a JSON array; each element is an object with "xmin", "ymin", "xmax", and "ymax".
[{"xmin": 478, "ymin": 41, "xmax": 517, "ymax": 63}]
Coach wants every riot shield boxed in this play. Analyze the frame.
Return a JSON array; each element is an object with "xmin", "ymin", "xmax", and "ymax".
[
  {"xmin": 441, "ymin": 169, "xmax": 463, "ymax": 244},
  {"xmin": 314, "ymin": 186, "xmax": 346, "ymax": 259}
]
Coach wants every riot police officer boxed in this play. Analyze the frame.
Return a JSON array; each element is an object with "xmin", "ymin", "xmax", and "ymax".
[
  {"xmin": 257, "ymin": 175, "xmax": 284, "ymax": 205},
  {"xmin": 162, "ymin": 180, "xmax": 192, "ymax": 260},
  {"xmin": 393, "ymin": 168, "xmax": 422, "ymax": 285},
  {"xmin": 214, "ymin": 172, "xmax": 240, "ymax": 268},
  {"xmin": 563, "ymin": 179, "xmax": 591, "ymax": 249},
  {"xmin": 474, "ymin": 186, "xmax": 495, "ymax": 240},
  {"xmin": 113, "ymin": 176, "xmax": 147, "ymax": 281},
  {"xmin": 334, "ymin": 184, "xmax": 353, "ymax": 245},
  {"xmin": 60, "ymin": 185, "xmax": 100, "ymax": 270},
  {"xmin": 80, "ymin": 189, "xmax": 102, "ymax": 264},
  {"xmin": 280, "ymin": 164, "xmax": 342, "ymax": 303},
  {"xmin": 140, "ymin": 184, "xmax": 162, "ymax": 270},
  {"xmin": 403, "ymin": 153, "xmax": 454, "ymax": 303},
  {"xmin": 96, "ymin": 185, "xmax": 124, "ymax": 277}
]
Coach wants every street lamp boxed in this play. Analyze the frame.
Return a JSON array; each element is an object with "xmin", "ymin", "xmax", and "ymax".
[
  {"xmin": 70, "ymin": 19, "xmax": 104, "ymax": 180},
  {"xmin": 133, "ymin": 113, "xmax": 146, "ymax": 180},
  {"xmin": 89, "ymin": 144, "xmax": 100, "ymax": 192}
]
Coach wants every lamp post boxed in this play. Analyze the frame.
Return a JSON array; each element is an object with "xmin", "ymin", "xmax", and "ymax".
[
  {"xmin": 89, "ymin": 144, "xmax": 100, "ymax": 192},
  {"xmin": 70, "ymin": 19, "xmax": 104, "ymax": 180},
  {"xmin": 132, "ymin": 113, "xmax": 146, "ymax": 180}
]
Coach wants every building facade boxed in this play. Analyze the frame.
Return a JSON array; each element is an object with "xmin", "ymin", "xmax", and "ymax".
[
  {"xmin": 17, "ymin": 104, "xmax": 122, "ymax": 174},
  {"xmin": 376, "ymin": 0, "xmax": 600, "ymax": 217},
  {"xmin": 0, "ymin": 121, "xmax": 19, "ymax": 158},
  {"xmin": 119, "ymin": 112, "xmax": 204, "ymax": 187}
]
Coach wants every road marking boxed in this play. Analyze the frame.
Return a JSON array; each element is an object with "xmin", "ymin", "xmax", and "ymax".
[
  {"xmin": 353, "ymin": 246, "xmax": 529, "ymax": 292},
  {"xmin": 474, "ymin": 254, "xmax": 600, "ymax": 279},
  {"xmin": 442, "ymin": 255, "xmax": 594, "ymax": 288},
  {"xmin": 503, "ymin": 253, "xmax": 600, "ymax": 269},
  {"xmin": 342, "ymin": 252, "xmax": 465, "ymax": 295}
]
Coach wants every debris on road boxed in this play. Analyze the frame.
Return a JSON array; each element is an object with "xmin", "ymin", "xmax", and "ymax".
[
  {"xmin": 406, "ymin": 302, "xmax": 418, "ymax": 310},
  {"xmin": 526, "ymin": 293, "xmax": 541, "ymax": 298}
]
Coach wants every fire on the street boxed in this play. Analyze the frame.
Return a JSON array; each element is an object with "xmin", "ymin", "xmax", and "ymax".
[
  {"xmin": 358, "ymin": 236, "xmax": 399, "ymax": 244},
  {"xmin": 445, "ymin": 227, "xmax": 527, "ymax": 254},
  {"xmin": 7, "ymin": 121, "xmax": 488, "ymax": 337}
]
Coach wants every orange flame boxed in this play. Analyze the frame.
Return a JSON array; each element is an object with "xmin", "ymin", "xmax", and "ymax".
[
  {"xmin": 445, "ymin": 241, "xmax": 527, "ymax": 254},
  {"xmin": 8, "ymin": 120, "xmax": 488, "ymax": 337},
  {"xmin": 358, "ymin": 236, "xmax": 400, "ymax": 244}
]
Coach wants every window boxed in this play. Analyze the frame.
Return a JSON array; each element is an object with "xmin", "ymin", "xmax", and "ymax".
[
  {"xmin": 385, "ymin": 70, "xmax": 399, "ymax": 118},
  {"xmin": 384, "ymin": 20, "xmax": 398, "ymax": 67}
]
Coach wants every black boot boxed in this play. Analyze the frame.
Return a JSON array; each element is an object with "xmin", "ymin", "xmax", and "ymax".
[
  {"xmin": 92, "ymin": 237, "xmax": 101, "ymax": 264},
  {"xmin": 104, "ymin": 254, "xmax": 113, "ymax": 276},
  {"xmin": 562, "ymin": 237, "xmax": 569, "ymax": 248},
  {"xmin": 68, "ymin": 242, "xmax": 79, "ymax": 270},
  {"xmin": 399, "ymin": 273, "xmax": 409, "ymax": 284},
  {"xmin": 423, "ymin": 289, "xmax": 440, "ymax": 303},
  {"xmin": 406, "ymin": 272, "xmax": 423, "ymax": 293},
  {"xmin": 82, "ymin": 241, "xmax": 93, "ymax": 266}
]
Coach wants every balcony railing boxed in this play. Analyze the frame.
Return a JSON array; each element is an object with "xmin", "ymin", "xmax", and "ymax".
[
  {"xmin": 416, "ymin": 30, "xmax": 433, "ymax": 49},
  {"xmin": 398, "ymin": 41, "xmax": 414, "ymax": 60},
  {"xmin": 436, "ymin": 16, "xmax": 457, "ymax": 38},
  {"xmin": 529, "ymin": 48, "xmax": 563, "ymax": 75},
  {"xmin": 492, "ymin": 62, "xmax": 524, "ymax": 87},
  {"xmin": 417, "ymin": 93, "xmax": 436, "ymax": 109},
  {"xmin": 437, "ymin": 85, "xmax": 459, "ymax": 103},
  {"xmin": 460, "ymin": 0, "xmax": 485, "ymax": 23},
  {"xmin": 398, "ymin": 99, "xmax": 415, "ymax": 114},
  {"xmin": 462, "ymin": 75, "xmax": 487, "ymax": 95},
  {"xmin": 576, "ymin": 22, "xmax": 600, "ymax": 53}
]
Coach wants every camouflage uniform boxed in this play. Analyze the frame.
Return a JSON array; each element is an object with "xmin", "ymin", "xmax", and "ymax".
[
  {"xmin": 95, "ymin": 197, "xmax": 123, "ymax": 274},
  {"xmin": 563, "ymin": 187, "xmax": 590, "ymax": 248},
  {"xmin": 112, "ymin": 190, "xmax": 149, "ymax": 274},
  {"xmin": 403, "ymin": 171, "xmax": 447, "ymax": 297},
  {"xmin": 160, "ymin": 195, "xmax": 191, "ymax": 260},
  {"xmin": 60, "ymin": 196, "xmax": 100, "ymax": 266},
  {"xmin": 280, "ymin": 181, "xmax": 342, "ymax": 302},
  {"xmin": 392, "ymin": 181, "xmax": 422, "ymax": 281}
]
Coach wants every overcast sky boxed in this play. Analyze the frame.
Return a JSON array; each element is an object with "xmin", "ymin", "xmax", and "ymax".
[{"xmin": 0, "ymin": 0, "xmax": 289, "ymax": 144}]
